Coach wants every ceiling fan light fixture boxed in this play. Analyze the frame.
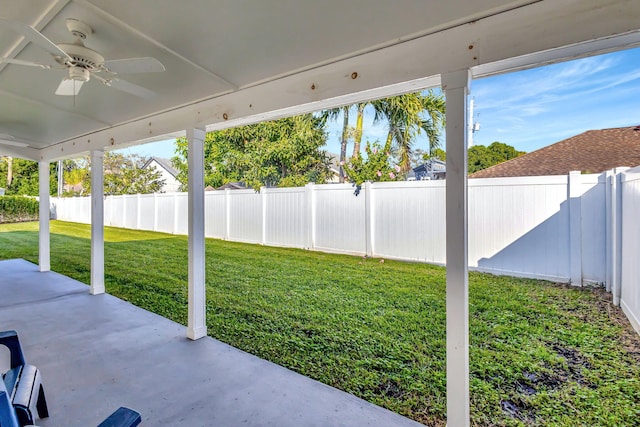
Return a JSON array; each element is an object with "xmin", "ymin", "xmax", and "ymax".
[
  {"xmin": 68, "ymin": 66, "xmax": 90, "ymax": 82},
  {"xmin": 55, "ymin": 77, "xmax": 85, "ymax": 96}
]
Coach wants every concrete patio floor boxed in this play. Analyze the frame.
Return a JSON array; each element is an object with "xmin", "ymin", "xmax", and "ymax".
[{"xmin": 0, "ymin": 258, "xmax": 423, "ymax": 427}]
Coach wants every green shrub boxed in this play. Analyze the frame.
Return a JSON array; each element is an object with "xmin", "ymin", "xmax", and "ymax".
[{"xmin": 0, "ymin": 196, "xmax": 39, "ymax": 223}]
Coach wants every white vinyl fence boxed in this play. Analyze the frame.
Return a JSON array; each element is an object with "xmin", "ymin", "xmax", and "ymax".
[
  {"xmin": 51, "ymin": 169, "xmax": 640, "ymax": 333},
  {"xmin": 619, "ymin": 168, "xmax": 640, "ymax": 333}
]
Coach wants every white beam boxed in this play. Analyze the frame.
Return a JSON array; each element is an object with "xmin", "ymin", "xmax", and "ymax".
[
  {"xmin": 38, "ymin": 161, "xmax": 50, "ymax": 272},
  {"xmin": 0, "ymin": 144, "xmax": 39, "ymax": 161},
  {"xmin": 187, "ymin": 127, "xmax": 207, "ymax": 340},
  {"xmin": 90, "ymin": 150, "xmax": 105, "ymax": 295},
  {"xmin": 39, "ymin": 1, "xmax": 640, "ymax": 161},
  {"xmin": 443, "ymin": 69, "xmax": 471, "ymax": 427}
]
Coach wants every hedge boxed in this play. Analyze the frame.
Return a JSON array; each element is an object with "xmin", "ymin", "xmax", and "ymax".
[{"xmin": 0, "ymin": 196, "xmax": 40, "ymax": 223}]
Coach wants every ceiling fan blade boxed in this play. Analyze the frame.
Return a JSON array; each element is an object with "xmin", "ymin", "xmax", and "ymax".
[
  {"xmin": 103, "ymin": 57, "xmax": 165, "ymax": 74},
  {"xmin": 105, "ymin": 78, "xmax": 157, "ymax": 99},
  {"xmin": 0, "ymin": 17, "xmax": 72, "ymax": 61},
  {"xmin": 0, "ymin": 57, "xmax": 51, "ymax": 69},
  {"xmin": 55, "ymin": 78, "xmax": 84, "ymax": 96}
]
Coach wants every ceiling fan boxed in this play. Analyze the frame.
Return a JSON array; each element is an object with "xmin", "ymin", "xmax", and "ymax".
[{"xmin": 0, "ymin": 17, "xmax": 165, "ymax": 98}]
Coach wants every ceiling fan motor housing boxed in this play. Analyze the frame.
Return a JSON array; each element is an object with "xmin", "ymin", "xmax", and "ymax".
[{"xmin": 56, "ymin": 43, "xmax": 105, "ymax": 71}]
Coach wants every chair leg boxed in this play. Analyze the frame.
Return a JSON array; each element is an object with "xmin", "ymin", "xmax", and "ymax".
[{"xmin": 36, "ymin": 384, "xmax": 49, "ymax": 419}]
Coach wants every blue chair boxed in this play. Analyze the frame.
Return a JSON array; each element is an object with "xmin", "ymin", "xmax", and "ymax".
[
  {"xmin": 0, "ymin": 331, "xmax": 48, "ymax": 426},
  {"xmin": 0, "ymin": 331, "xmax": 140, "ymax": 427}
]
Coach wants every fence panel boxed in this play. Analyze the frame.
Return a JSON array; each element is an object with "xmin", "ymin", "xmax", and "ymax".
[
  {"xmin": 314, "ymin": 184, "xmax": 366, "ymax": 254},
  {"xmin": 174, "ymin": 193, "xmax": 188, "ymax": 235},
  {"xmin": 580, "ymin": 174, "xmax": 607, "ymax": 283},
  {"xmin": 228, "ymin": 190, "xmax": 262, "ymax": 243},
  {"xmin": 155, "ymin": 193, "xmax": 176, "ymax": 234},
  {"xmin": 621, "ymin": 171, "xmax": 640, "ymax": 333},
  {"xmin": 469, "ymin": 176, "xmax": 570, "ymax": 281},
  {"xmin": 138, "ymin": 194, "xmax": 156, "ymax": 231},
  {"xmin": 205, "ymin": 192, "xmax": 226, "ymax": 238},
  {"xmin": 109, "ymin": 196, "xmax": 125, "ymax": 228},
  {"xmin": 123, "ymin": 195, "xmax": 139, "ymax": 229},
  {"xmin": 372, "ymin": 181, "xmax": 446, "ymax": 263},
  {"xmin": 264, "ymin": 187, "xmax": 308, "ymax": 248}
]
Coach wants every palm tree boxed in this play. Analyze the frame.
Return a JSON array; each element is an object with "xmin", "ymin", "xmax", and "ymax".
[
  {"xmin": 321, "ymin": 106, "xmax": 351, "ymax": 182},
  {"xmin": 352, "ymin": 103, "xmax": 366, "ymax": 158},
  {"xmin": 372, "ymin": 91, "xmax": 445, "ymax": 173},
  {"xmin": 5, "ymin": 156, "xmax": 13, "ymax": 187}
]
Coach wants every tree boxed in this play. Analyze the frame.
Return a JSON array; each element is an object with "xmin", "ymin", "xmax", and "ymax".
[
  {"xmin": 372, "ymin": 90, "xmax": 445, "ymax": 173},
  {"xmin": 0, "ymin": 157, "xmax": 58, "ymax": 195},
  {"xmin": 81, "ymin": 153, "xmax": 165, "ymax": 195},
  {"xmin": 343, "ymin": 139, "xmax": 401, "ymax": 193},
  {"xmin": 322, "ymin": 106, "xmax": 351, "ymax": 182},
  {"xmin": 468, "ymin": 142, "xmax": 525, "ymax": 173},
  {"xmin": 172, "ymin": 114, "xmax": 332, "ymax": 190},
  {"xmin": 428, "ymin": 142, "xmax": 524, "ymax": 174}
]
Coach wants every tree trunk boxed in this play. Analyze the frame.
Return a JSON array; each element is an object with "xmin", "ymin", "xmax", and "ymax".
[
  {"xmin": 352, "ymin": 103, "xmax": 365, "ymax": 158},
  {"xmin": 6, "ymin": 156, "xmax": 13, "ymax": 187},
  {"xmin": 339, "ymin": 106, "xmax": 350, "ymax": 183}
]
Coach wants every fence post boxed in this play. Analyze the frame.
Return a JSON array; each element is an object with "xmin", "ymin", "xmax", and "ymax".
[
  {"xmin": 605, "ymin": 170, "xmax": 613, "ymax": 292},
  {"xmin": 364, "ymin": 181, "xmax": 373, "ymax": 256},
  {"xmin": 611, "ymin": 167, "xmax": 628, "ymax": 306},
  {"xmin": 261, "ymin": 187, "xmax": 267, "ymax": 245},
  {"xmin": 568, "ymin": 171, "xmax": 582, "ymax": 286},
  {"xmin": 122, "ymin": 195, "xmax": 127, "ymax": 229},
  {"xmin": 153, "ymin": 193, "xmax": 158, "ymax": 232},
  {"xmin": 225, "ymin": 188, "xmax": 231, "ymax": 240},
  {"xmin": 136, "ymin": 193, "xmax": 141, "ymax": 229},
  {"xmin": 305, "ymin": 183, "xmax": 315, "ymax": 250},
  {"xmin": 173, "ymin": 193, "xmax": 179, "ymax": 234}
]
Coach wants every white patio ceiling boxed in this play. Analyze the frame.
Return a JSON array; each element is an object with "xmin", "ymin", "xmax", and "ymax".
[{"xmin": 1, "ymin": 0, "xmax": 639, "ymax": 162}]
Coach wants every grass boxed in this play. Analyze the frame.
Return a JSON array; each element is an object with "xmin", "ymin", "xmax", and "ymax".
[{"xmin": 1, "ymin": 220, "xmax": 639, "ymax": 426}]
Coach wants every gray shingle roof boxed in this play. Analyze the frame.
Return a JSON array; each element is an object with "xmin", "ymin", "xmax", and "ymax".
[{"xmin": 470, "ymin": 125, "xmax": 640, "ymax": 178}]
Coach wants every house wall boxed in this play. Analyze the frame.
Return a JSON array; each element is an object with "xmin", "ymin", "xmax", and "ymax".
[{"xmin": 147, "ymin": 160, "xmax": 181, "ymax": 193}]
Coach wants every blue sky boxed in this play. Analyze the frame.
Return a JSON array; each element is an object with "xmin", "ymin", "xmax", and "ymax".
[{"xmin": 120, "ymin": 46, "xmax": 640, "ymax": 159}]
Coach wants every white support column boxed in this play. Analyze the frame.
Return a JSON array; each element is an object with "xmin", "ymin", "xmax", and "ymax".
[
  {"xmin": 187, "ymin": 126, "xmax": 207, "ymax": 340},
  {"xmin": 90, "ymin": 150, "xmax": 105, "ymax": 295},
  {"xmin": 568, "ymin": 171, "xmax": 582, "ymax": 286},
  {"xmin": 38, "ymin": 160, "xmax": 50, "ymax": 272},
  {"xmin": 443, "ymin": 69, "xmax": 471, "ymax": 427}
]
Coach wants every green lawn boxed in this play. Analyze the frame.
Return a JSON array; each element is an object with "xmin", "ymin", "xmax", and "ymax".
[{"xmin": 1, "ymin": 221, "xmax": 639, "ymax": 426}]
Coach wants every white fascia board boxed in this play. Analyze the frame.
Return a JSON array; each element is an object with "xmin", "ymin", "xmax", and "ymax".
[
  {"xmin": 0, "ymin": 144, "xmax": 40, "ymax": 161},
  {"xmin": 39, "ymin": 0, "xmax": 640, "ymax": 161}
]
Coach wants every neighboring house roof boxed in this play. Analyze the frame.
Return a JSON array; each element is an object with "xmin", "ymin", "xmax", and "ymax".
[
  {"xmin": 142, "ymin": 157, "xmax": 179, "ymax": 178},
  {"xmin": 216, "ymin": 182, "xmax": 247, "ymax": 190},
  {"xmin": 410, "ymin": 159, "xmax": 446, "ymax": 180},
  {"xmin": 470, "ymin": 125, "xmax": 640, "ymax": 178}
]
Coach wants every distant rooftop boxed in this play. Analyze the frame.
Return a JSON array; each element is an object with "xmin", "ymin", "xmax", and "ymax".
[
  {"xmin": 470, "ymin": 125, "xmax": 640, "ymax": 178},
  {"xmin": 143, "ymin": 157, "xmax": 179, "ymax": 178}
]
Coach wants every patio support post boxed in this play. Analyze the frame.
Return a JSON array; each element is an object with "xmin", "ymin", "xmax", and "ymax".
[
  {"xmin": 187, "ymin": 126, "xmax": 207, "ymax": 340},
  {"xmin": 443, "ymin": 69, "xmax": 471, "ymax": 427},
  {"xmin": 90, "ymin": 150, "xmax": 105, "ymax": 295},
  {"xmin": 38, "ymin": 160, "xmax": 50, "ymax": 272}
]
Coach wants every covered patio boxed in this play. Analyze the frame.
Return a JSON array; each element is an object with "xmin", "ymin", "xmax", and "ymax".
[
  {"xmin": 0, "ymin": 258, "xmax": 421, "ymax": 426},
  {"xmin": 1, "ymin": 1, "xmax": 640, "ymax": 425}
]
